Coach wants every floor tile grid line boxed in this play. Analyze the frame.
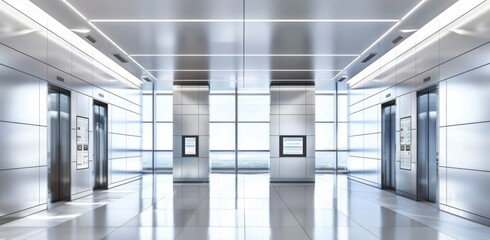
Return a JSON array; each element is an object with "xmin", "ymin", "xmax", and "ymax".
[
  {"xmin": 324, "ymin": 179, "xmax": 449, "ymax": 240},
  {"xmin": 270, "ymin": 183, "xmax": 313, "ymax": 240},
  {"xmin": 89, "ymin": 176, "xmax": 183, "ymax": 240},
  {"xmin": 305, "ymin": 175, "xmax": 385, "ymax": 240}
]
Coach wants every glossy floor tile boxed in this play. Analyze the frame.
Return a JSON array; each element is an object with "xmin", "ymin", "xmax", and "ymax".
[{"xmin": 0, "ymin": 173, "xmax": 489, "ymax": 240}]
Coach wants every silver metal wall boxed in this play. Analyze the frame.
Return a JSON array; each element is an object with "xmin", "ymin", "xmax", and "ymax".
[
  {"xmin": 348, "ymin": 0, "xmax": 490, "ymax": 225},
  {"xmin": 173, "ymin": 85, "xmax": 210, "ymax": 182},
  {"xmin": 0, "ymin": 1, "xmax": 142, "ymax": 220},
  {"xmin": 270, "ymin": 85, "xmax": 315, "ymax": 182}
]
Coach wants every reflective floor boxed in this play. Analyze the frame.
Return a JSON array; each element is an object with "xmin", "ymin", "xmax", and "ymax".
[{"xmin": 1, "ymin": 174, "xmax": 489, "ymax": 240}]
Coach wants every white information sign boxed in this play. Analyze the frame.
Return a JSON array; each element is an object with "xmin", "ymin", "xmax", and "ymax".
[
  {"xmin": 76, "ymin": 116, "xmax": 89, "ymax": 170},
  {"xmin": 185, "ymin": 137, "xmax": 197, "ymax": 155},
  {"xmin": 400, "ymin": 117, "xmax": 411, "ymax": 170},
  {"xmin": 282, "ymin": 137, "xmax": 304, "ymax": 155}
]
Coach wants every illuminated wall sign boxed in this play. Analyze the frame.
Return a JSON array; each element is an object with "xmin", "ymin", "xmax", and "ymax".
[
  {"xmin": 182, "ymin": 136, "xmax": 199, "ymax": 157},
  {"xmin": 280, "ymin": 136, "xmax": 306, "ymax": 157}
]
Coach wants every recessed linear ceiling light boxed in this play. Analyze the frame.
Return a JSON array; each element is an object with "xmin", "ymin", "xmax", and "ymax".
[
  {"xmin": 400, "ymin": 29, "xmax": 419, "ymax": 33},
  {"xmin": 147, "ymin": 69, "xmax": 342, "ymax": 72},
  {"xmin": 332, "ymin": 0, "xmax": 428, "ymax": 81},
  {"xmin": 90, "ymin": 19, "xmax": 399, "ymax": 23},
  {"xmin": 70, "ymin": 28, "xmax": 91, "ymax": 33},
  {"xmin": 130, "ymin": 54, "xmax": 359, "ymax": 57}
]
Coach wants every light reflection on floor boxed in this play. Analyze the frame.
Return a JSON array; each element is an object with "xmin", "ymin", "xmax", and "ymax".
[{"xmin": 0, "ymin": 173, "xmax": 489, "ymax": 240}]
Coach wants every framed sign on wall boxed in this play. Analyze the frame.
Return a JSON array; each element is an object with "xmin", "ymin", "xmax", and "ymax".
[
  {"xmin": 400, "ymin": 117, "xmax": 412, "ymax": 170},
  {"xmin": 279, "ymin": 136, "xmax": 306, "ymax": 157},
  {"xmin": 182, "ymin": 136, "xmax": 199, "ymax": 157},
  {"xmin": 76, "ymin": 116, "xmax": 89, "ymax": 170}
]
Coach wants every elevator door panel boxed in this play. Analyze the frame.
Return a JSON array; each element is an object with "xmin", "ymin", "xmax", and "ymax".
[
  {"xmin": 417, "ymin": 88, "xmax": 438, "ymax": 203},
  {"xmin": 382, "ymin": 104, "xmax": 396, "ymax": 190},
  {"xmin": 94, "ymin": 104, "xmax": 108, "ymax": 190},
  {"xmin": 48, "ymin": 89, "xmax": 71, "ymax": 203}
]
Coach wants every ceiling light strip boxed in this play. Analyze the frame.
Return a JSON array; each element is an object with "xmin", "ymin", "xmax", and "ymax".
[
  {"xmin": 60, "ymin": 1, "xmax": 156, "ymax": 83},
  {"xmin": 147, "ymin": 69, "xmax": 342, "ymax": 72},
  {"xmin": 346, "ymin": 0, "xmax": 485, "ymax": 86},
  {"xmin": 89, "ymin": 19, "xmax": 399, "ymax": 23},
  {"xmin": 332, "ymin": 0, "xmax": 428, "ymax": 81},
  {"xmin": 61, "ymin": 0, "xmax": 87, "ymax": 21},
  {"xmin": 87, "ymin": 22, "xmax": 157, "ymax": 82},
  {"xmin": 129, "ymin": 54, "xmax": 360, "ymax": 57}
]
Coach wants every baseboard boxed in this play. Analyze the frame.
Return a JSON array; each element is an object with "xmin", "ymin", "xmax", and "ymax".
[
  {"xmin": 440, "ymin": 204, "xmax": 490, "ymax": 226},
  {"xmin": 0, "ymin": 204, "xmax": 47, "ymax": 225}
]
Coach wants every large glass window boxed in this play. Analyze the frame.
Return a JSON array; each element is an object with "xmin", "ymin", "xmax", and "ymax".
[
  {"xmin": 210, "ymin": 95, "xmax": 235, "ymax": 122},
  {"xmin": 210, "ymin": 92, "xmax": 270, "ymax": 171},
  {"xmin": 210, "ymin": 123, "xmax": 236, "ymax": 150},
  {"xmin": 238, "ymin": 95, "xmax": 270, "ymax": 121},
  {"xmin": 238, "ymin": 123, "xmax": 269, "ymax": 150}
]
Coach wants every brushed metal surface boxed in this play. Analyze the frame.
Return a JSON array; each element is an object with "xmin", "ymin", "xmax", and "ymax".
[
  {"xmin": 270, "ymin": 136, "xmax": 279, "ymax": 158},
  {"xmin": 306, "ymin": 115, "xmax": 315, "ymax": 136},
  {"xmin": 199, "ymin": 136, "xmax": 209, "ymax": 158},
  {"xmin": 446, "ymin": 64, "xmax": 490, "ymax": 125},
  {"xmin": 47, "ymin": 65, "xmax": 72, "ymax": 90},
  {"xmin": 439, "ymin": 81, "xmax": 447, "ymax": 127},
  {"xmin": 270, "ymin": 158, "xmax": 279, "ymax": 178},
  {"xmin": 279, "ymin": 86, "xmax": 306, "ymax": 104},
  {"xmin": 363, "ymin": 105, "xmax": 378, "ymax": 135},
  {"xmin": 0, "ymin": 43, "xmax": 47, "ymax": 80},
  {"xmin": 181, "ymin": 115, "xmax": 199, "ymax": 135},
  {"xmin": 198, "ymin": 85, "xmax": 209, "ymax": 105},
  {"xmin": 182, "ymin": 105, "xmax": 199, "ymax": 115},
  {"xmin": 439, "ymin": 11, "xmax": 490, "ymax": 65},
  {"xmin": 47, "ymin": 32, "xmax": 71, "ymax": 74},
  {"xmin": 198, "ymin": 115, "xmax": 209, "ymax": 136},
  {"xmin": 72, "ymin": 47, "xmax": 93, "ymax": 83},
  {"xmin": 381, "ymin": 104, "xmax": 396, "ymax": 189},
  {"xmin": 0, "ymin": 2, "xmax": 48, "ymax": 64},
  {"xmin": 397, "ymin": 48, "xmax": 416, "ymax": 83},
  {"xmin": 181, "ymin": 86, "xmax": 200, "ymax": 105},
  {"xmin": 306, "ymin": 135, "xmax": 315, "ymax": 158},
  {"xmin": 76, "ymin": 92, "xmax": 90, "ymax": 118},
  {"xmin": 279, "ymin": 115, "xmax": 306, "ymax": 135},
  {"xmin": 173, "ymin": 158, "xmax": 182, "ymax": 178},
  {"xmin": 111, "ymin": 106, "xmax": 127, "ymax": 135},
  {"xmin": 0, "ymin": 168, "xmax": 40, "ymax": 217},
  {"xmin": 363, "ymin": 133, "xmax": 378, "ymax": 159},
  {"xmin": 181, "ymin": 158, "xmax": 199, "ymax": 179},
  {"xmin": 416, "ymin": 33, "xmax": 440, "ymax": 75},
  {"xmin": 446, "ymin": 168, "xmax": 490, "ymax": 219},
  {"xmin": 71, "ymin": 77, "xmax": 92, "ymax": 97},
  {"xmin": 92, "ymin": 60, "xmax": 109, "ymax": 91},
  {"xmin": 279, "ymin": 157, "xmax": 306, "ymax": 179},
  {"xmin": 0, "ymin": 65, "xmax": 40, "ymax": 125},
  {"xmin": 447, "ymin": 122, "xmax": 490, "ymax": 172},
  {"xmin": 0, "ymin": 122, "xmax": 40, "ymax": 170},
  {"xmin": 198, "ymin": 157, "xmax": 210, "ymax": 179},
  {"xmin": 280, "ymin": 105, "xmax": 306, "ymax": 115},
  {"xmin": 94, "ymin": 104, "xmax": 108, "ymax": 190},
  {"xmin": 440, "ymin": 42, "xmax": 490, "ymax": 81},
  {"xmin": 349, "ymin": 110, "xmax": 363, "ymax": 136}
]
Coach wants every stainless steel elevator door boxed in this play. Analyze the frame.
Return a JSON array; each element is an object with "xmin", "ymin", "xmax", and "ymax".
[
  {"xmin": 417, "ymin": 88, "xmax": 438, "ymax": 202},
  {"xmin": 47, "ymin": 88, "xmax": 71, "ymax": 203},
  {"xmin": 382, "ymin": 104, "xmax": 396, "ymax": 190},
  {"xmin": 94, "ymin": 103, "xmax": 108, "ymax": 190}
]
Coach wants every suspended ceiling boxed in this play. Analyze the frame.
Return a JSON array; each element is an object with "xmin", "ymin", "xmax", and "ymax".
[{"xmin": 31, "ymin": 0, "xmax": 457, "ymax": 88}]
